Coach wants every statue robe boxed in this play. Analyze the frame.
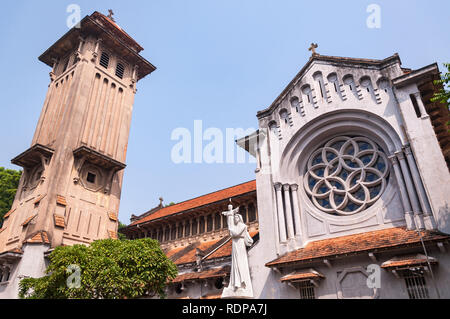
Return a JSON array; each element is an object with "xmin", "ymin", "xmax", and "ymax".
[{"xmin": 221, "ymin": 213, "xmax": 253, "ymax": 298}]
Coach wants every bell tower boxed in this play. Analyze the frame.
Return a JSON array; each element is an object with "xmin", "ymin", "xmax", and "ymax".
[{"xmin": 0, "ymin": 11, "xmax": 155, "ymax": 298}]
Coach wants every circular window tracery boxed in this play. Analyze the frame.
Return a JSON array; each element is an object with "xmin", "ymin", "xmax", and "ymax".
[{"xmin": 303, "ymin": 136, "xmax": 389, "ymax": 216}]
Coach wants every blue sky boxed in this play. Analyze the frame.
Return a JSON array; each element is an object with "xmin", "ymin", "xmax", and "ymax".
[{"xmin": 1, "ymin": 1, "xmax": 449, "ymax": 224}]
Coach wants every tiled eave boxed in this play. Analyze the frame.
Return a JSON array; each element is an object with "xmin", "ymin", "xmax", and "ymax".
[
  {"xmin": 73, "ymin": 146, "xmax": 126, "ymax": 172},
  {"xmin": 11, "ymin": 144, "xmax": 54, "ymax": 169},
  {"xmin": 0, "ymin": 249, "xmax": 23, "ymax": 263},
  {"xmin": 392, "ymin": 63, "xmax": 439, "ymax": 89},
  {"xmin": 266, "ymin": 227, "xmax": 450, "ymax": 269}
]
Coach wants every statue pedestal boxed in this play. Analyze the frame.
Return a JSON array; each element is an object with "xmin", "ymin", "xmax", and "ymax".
[{"xmin": 221, "ymin": 285, "xmax": 253, "ymax": 299}]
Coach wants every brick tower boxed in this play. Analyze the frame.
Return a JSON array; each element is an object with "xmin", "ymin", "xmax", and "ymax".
[{"xmin": 0, "ymin": 11, "xmax": 155, "ymax": 298}]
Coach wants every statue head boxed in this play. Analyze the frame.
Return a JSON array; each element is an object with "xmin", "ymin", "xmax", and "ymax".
[
  {"xmin": 234, "ymin": 214, "xmax": 243, "ymax": 225},
  {"xmin": 228, "ymin": 204, "xmax": 233, "ymax": 211}
]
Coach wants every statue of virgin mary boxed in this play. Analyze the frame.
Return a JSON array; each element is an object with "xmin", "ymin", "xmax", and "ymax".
[{"xmin": 221, "ymin": 205, "xmax": 254, "ymax": 298}]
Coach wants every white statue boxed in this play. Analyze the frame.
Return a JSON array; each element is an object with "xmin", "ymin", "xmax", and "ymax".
[{"xmin": 221, "ymin": 204, "xmax": 254, "ymax": 299}]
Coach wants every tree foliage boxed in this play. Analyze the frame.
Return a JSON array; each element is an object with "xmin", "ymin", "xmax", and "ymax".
[
  {"xmin": 18, "ymin": 238, "xmax": 178, "ymax": 299},
  {"xmin": 431, "ymin": 63, "xmax": 450, "ymax": 105},
  {"xmin": 0, "ymin": 167, "xmax": 21, "ymax": 228},
  {"xmin": 117, "ymin": 221, "xmax": 128, "ymax": 240}
]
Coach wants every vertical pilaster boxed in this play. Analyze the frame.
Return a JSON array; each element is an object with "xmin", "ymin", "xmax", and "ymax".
[
  {"xmin": 283, "ymin": 184, "xmax": 295, "ymax": 240},
  {"xmin": 290, "ymin": 184, "xmax": 302, "ymax": 237},
  {"xmin": 389, "ymin": 155, "xmax": 415, "ymax": 229},
  {"xmin": 396, "ymin": 151, "xmax": 424, "ymax": 230},
  {"xmin": 274, "ymin": 183, "xmax": 287, "ymax": 242},
  {"xmin": 404, "ymin": 145, "xmax": 436, "ymax": 230}
]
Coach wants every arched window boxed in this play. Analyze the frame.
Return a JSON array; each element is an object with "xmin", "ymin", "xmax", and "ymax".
[
  {"xmin": 177, "ymin": 224, "xmax": 183, "ymax": 238},
  {"xmin": 248, "ymin": 203, "xmax": 256, "ymax": 222},
  {"xmin": 290, "ymin": 97, "xmax": 300, "ymax": 113},
  {"xmin": 100, "ymin": 52, "xmax": 110, "ymax": 69},
  {"xmin": 214, "ymin": 212, "xmax": 221, "ymax": 230},
  {"xmin": 268, "ymin": 121, "xmax": 278, "ymax": 135},
  {"xmin": 301, "ymin": 84, "xmax": 313, "ymax": 104},
  {"xmin": 206, "ymin": 214, "xmax": 213, "ymax": 232},
  {"xmin": 279, "ymin": 109, "xmax": 289, "ymax": 124},
  {"xmin": 239, "ymin": 206, "xmax": 247, "ymax": 223},
  {"xmin": 199, "ymin": 216, "xmax": 205, "ymax": 234},
  {"xmin": 157, "ymin": 228, "xmax": 163, "ymax": 242},
  {"xmin": 184, "ymin": 222, "xmax": 191, "ymax": 237},
  {"xmin": 327, "ymin": 73, "xmax": 339, "ymax": 92},
  {"xmin": 222, "ymin": 214, "xmax": 227, "ymax": 229},
  {"xmin": 164, "ymin": 227, "xmax": 170, "ymax": 242},
  {"xmin": 115, "ymin": 62, "xmax": 125, "ymax": 79},
  {"xmin": 192, "ymin": 218, "xmax": 198, "ymax": 235}
]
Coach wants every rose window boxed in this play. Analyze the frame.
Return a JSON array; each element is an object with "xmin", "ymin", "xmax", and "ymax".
[{"xmin": 304, "ymin": 136, "xmax": 389, "ymax": 215}]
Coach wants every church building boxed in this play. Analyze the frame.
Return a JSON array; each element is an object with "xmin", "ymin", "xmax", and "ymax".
[{"xmin": 1, "ymin": 11, "xmax": 449, "ymax": 299}]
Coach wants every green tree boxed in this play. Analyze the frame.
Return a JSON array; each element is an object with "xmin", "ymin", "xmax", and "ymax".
[
  {"xmin": 18, "ymin": 238, "xmax": 178, "ymax": 299},
  {"xmin": 0, "ymin": 167, "xmax": 22, "ymax": 228},
  {"xmin": 431, "ymin": 63, "xmax": 450, "ymax": 105},
  {"xmin": 117, "ymin": 221, "xmax": 128, "ymax": 240}
]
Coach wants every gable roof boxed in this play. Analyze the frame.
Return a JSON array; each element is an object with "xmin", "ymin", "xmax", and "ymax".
[
  {"xmin": 256, "ymin": 53, "xmax": 402, "ymax": 119},
  {"xmin": 126, "ymin": 180, "xmax": 256, "ymax": 227}
]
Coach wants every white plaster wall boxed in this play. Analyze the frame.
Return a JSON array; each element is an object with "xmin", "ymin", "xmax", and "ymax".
[{"xmin": 0, "ymin": 244, "xmax": 49, "ymax": 299}]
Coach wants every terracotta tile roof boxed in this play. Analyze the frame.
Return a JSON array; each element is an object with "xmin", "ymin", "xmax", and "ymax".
[
  {"xmin": 53, "ymin": 214, "xmax": 65, "ymax": 228},
  {"xmin": 34, "ymin": 194, "xmax": 47, "ymax": 205},
  {"xmin": 21, "ymin": 214, "xmax": 38, "ymax": 227},
  {"xmin": 381, "ymin": 254, "xmax": 438, "ymax": 269},
  {"xmin": 172, "ymin": 240, "xmax": 218, "ymax": 265},
  {"xmin": 91, "ymin": 11, "xmax": 144, "ymax": 52},
  {"xmin": 171, "ymin": 266, "xmax": 230, "ymax": 283},
  {"xmin": 129, "ymin": 180, "xmax": 256, "ymax": 226},
  {"xmin": 167, "ymin": 242, "xmax": 201, "ymax": 263},
  {"xmin": 266, "ymin": 227, "xmax": 450, "ymax": 268},
  {"xmin": 108, "ymin": 212, "xmax": 118, "ymax": 221},
  {"xmin": 0, "ymin": 247, "xmax": 23, "ymax": 256},
  {"xmin": 25, "ymin": 231, "xmax": 50, "ymax": 244},
  {"xmin": 4, "ymin": 208, "xmax": 16, "ymax": 219},
  {"xmin": 166, "ymin": 231, "xmax": 259, "ymax": 265},
  {"xmin": 56, "ymin": 195, "xmax": 67, "ymax": 206},
  {"xmin": 280, "ymin": 269, "xmax": 325, "ymax": 283}
]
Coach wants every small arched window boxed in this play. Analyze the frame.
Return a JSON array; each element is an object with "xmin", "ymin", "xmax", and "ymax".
[
  {"xmin": 100, "ymin": 52, "xmax": 110, "ymax": 69},
  {"xmin": 206, "ymin": 214, "xmax": 213, "ymax": 232},
  {"xmin": 290, "ymin": 97, "xmax": 300, "ymax": 113},
  {"xmin": 184, "ymin": 222, "xmax": 191, "ymax": 237},
  {"xmin": 248, "ymin": 203, "xmax": 256, "ymax": 222},
  {"xmin": 279, "ymin": 109, "xmax": 289, "ymax": 124},
  {"xmin": 302, "ymin": 84, "xmax": 313, "ymax": 104},
  {"xmin": 115, "ymin": 62, "xmax": 125, "ymax": 79},
  {"xmin": 268, "ymin": 121, "xmax": 278, "ymax": 134}
]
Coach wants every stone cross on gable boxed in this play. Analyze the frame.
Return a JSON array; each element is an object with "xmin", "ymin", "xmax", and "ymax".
[
  {"xmin": 107, "ymin": 9, "xmax": 115, "ymax": 22},
  {"xmin": 309, "ymin": 43, "xmax": 318, "ymax": 55}
]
